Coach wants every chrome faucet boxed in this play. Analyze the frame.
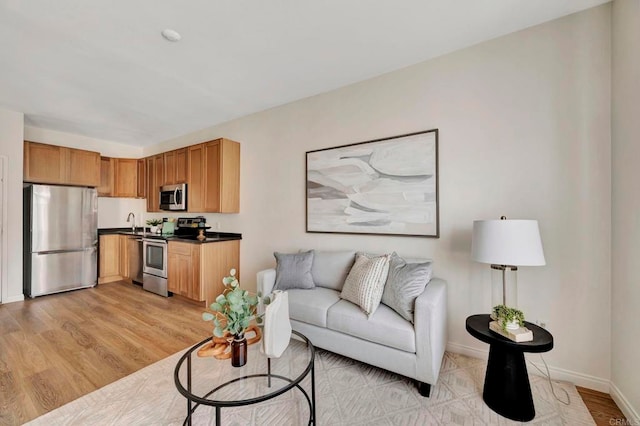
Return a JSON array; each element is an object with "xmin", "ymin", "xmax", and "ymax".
[{"xmin": 126, "ymin": 212, "xmax": 136, "ymax": 233}]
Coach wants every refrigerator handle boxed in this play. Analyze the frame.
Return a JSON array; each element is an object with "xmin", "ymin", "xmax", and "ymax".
[{"xmin": 37, "ymin": 249, "xmax": 87, "ymax": 255}]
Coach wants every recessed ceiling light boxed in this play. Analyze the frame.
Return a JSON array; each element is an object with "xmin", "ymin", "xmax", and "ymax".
[{"xmin": 161, "ymin": 29, "xmax": 181, "ymax": 42}]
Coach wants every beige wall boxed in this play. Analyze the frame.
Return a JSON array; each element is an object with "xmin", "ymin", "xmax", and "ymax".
[
  {"xmin": 611, "ymin": 0, "xmax": 640, "ymax": 422},
  {"xmin": 146, "ymin": 6, "xmax": 613, "ymax": 387},
  {"xmin": 0, "ymin": 108, "xmax": 24, "ymax": 303}
]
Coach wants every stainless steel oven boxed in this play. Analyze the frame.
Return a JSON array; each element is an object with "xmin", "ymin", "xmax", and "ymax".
[
  {"xmin": 159, "ymin": 183, "xmax": 187, "ymax": 211},
  {"xmin": 142, "ymin": 238, "xmax": 169, "ymax": 297}
]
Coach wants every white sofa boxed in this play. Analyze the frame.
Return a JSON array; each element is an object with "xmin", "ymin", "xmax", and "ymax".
[{"xmin": 257, "ymin": 250, "xmax": 447, "ymax": 397}]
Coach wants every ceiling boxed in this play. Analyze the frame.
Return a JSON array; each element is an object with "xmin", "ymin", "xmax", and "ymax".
[{"xmin": 0, "ymin": 0, "xmax": 610, "ymax": 147}]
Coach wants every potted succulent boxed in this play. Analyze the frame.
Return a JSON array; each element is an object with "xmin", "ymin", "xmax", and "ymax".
[
  {"xmin": 202, "ymin": 269, "xmax": 261, "ymax": 367},
  {"xmin": 146, "ymin": 219, "xmax": 162, "ymax": 234},
  {"xmin": 492, "ymin": 304, "xmax": 525, "ymax": 331}
]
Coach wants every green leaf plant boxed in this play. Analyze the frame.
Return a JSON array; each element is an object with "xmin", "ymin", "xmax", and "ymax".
[
  {"xmin": 492, "ymin": 304, "xmax": 525, "ymax": 332},
  {"xmin": 202, "ymin": 269, "xmax": 262, "ymax": 338}
]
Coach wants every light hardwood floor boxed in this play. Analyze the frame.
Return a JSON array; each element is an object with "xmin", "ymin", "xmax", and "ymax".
[
  {"xmin": 0, "ymin": 281, "xmax": 628, "ymax": 425},
  {"xmin": 0, "ymin": 281, "xmax": 211, "ymax": 425}
]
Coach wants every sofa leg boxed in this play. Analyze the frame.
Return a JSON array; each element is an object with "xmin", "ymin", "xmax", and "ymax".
[{"xmin": 417, "ymin": 381, "xmax": 431, "ymax": 397}]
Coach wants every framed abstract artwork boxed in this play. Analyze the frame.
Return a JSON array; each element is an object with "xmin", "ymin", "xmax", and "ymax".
[{"xmin": 306, "ymin": 129, "xmax": 439, "ymax": 238}]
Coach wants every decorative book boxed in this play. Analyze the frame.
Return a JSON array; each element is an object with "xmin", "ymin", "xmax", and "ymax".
[
  {"xmin": 489, "ymin": 320, "xmax": 533, "ymax": 342},
  {"xmin": 261, "ymin": 290, "xmax": 292, "ymax": 358}
]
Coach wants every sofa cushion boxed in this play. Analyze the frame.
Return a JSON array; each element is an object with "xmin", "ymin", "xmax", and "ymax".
[
  {"xmin": 327, "ymin": 300, "xmax": 416, "ymax": 353},
  {"xmin": 309, "ymin": 250, "xmax": 356, "ymax": 291},
  {"xmin": 340, "ymin": 253, "xmax": 390, "ymax": 317},
  {"xmin": 287, "ymin": 287, "xmax": 341, "ymax": 328},
  {"xmin": 274, "ymin": 251, "xmax": 315, "ymax": 291},
  {"xmin": 382, "ymin": 253, "xmax": 433, "ymax": 323}
]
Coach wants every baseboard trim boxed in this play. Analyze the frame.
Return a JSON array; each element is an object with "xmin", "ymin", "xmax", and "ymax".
[
  {"xmin": 610, "ymin": 381, "xmax": 640, "ymax": 424},
  {"xmin": 2, "ymin": 294, "xmax": 25, "ymax": 304},
  {"xmin": 446, "ymin": 341, "xmax": 610, "ymax": 393}
]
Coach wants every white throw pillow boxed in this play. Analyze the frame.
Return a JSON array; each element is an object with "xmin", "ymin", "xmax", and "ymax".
[{"xmin": 340, "ymin": 253, "xmax": 391, "ymax": 318}]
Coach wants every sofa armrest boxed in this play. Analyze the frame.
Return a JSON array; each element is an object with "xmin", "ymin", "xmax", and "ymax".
[
  {"xmin": 257, "ymin": 268, "xmax": 276, "ymax": 298},
  {"xmin": 414, "ymin": 278, "xmax": 448, "ymax": 384}
]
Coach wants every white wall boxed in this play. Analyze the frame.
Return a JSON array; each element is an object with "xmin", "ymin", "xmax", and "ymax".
[
  {"xmin": 145, "ymin": 6, "xmax": 613, "ymax": 386},
  {"xmin": 24, "ymin": 126, "xmax": 147, "ymax": 229},
  {"xmin": 0, "ymin": 108, "xmax": 24, "ymax": 303},
  {"xmin": 611, "ymin": 0, "xmax": 640, "ymax": 422}
]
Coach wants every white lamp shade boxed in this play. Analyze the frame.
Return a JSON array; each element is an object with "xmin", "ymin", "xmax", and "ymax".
[{"xmin": 471, "ymin": 219, "xmax": 546, "ymax": 266}]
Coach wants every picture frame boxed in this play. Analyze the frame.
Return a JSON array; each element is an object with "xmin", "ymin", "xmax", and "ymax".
[{"xmin": 306, "ymin": 129, "xmax": 439, "ymax": 238}]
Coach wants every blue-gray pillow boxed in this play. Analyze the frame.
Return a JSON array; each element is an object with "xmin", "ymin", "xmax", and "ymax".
[
  {"xmin": 274, "ymin": 251, "xmax": 315, "ymax": 291},
  {"xmin": 381, "ymin": 253, "xmax": 432, "ymax": 323}
]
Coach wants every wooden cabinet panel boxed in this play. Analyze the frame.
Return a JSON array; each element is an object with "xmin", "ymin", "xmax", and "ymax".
[
  {"xmin": 24, "ymin": 141, "xmax": 65, "ymax": 184},
  {"xmin": 24, "ymin": 141, "xmax": 101, "ymax": 187},
  {"xmin": 146, "ymin": 155, "xmax": 165, "ymax": 212},
  {"xmin": 203, "ymin": 141, "xmax": 221, "ymax": 212},
  {"xmin": 168, "ymin": 242, "xmax": 202, "ymax": 300},
  {"xmin": 113, "ymin": 159, "xmax": 138, "ymax": 197},
  {"xmin": 186, "ymin": 139, "xmax": 239, "ymax": 213},
  {"xmin": 137, "ymin": 159, "xmax": 146, "ymax": 198},
  {"xmin": 167, "ymin": 240, "xmax": 238, "ymax": 303},
  {"xmin": 67, "ymin": 148, "xmax": 100, "ymax": 187},
  {"xmin": 187, "ymin": 144, "xmax": 205, "ymax": 212},
  {"xmin": 98, "ymin": 157, "xmax": 114, "ymax": 196},
  {"xmin": 164, "ymin": 148, "xmax": 188, "ymax": 186},
  {"xmin": 99, "ymin": 235, "xmax": 121, "ymax": 284},
  {"xmin": 119, "ymin": 235, "xmax": 129, "ymax": 279},
  {"xmin": 164, "ymin": 151, "xmax": 176, "ymax": 185},
  {"xmin": 175, "ymin": 148, "xmax": 188, "ymax": 184},
  {"xmin": 202, "ymin": 240, "xmax": 240, "ymax": 307}
]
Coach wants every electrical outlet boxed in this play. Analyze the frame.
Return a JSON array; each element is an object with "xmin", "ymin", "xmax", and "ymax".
[
  {"xmin": 535, "ymin": 319, "xmax": 548, "ymax": 329},
  {"xmin": 215, "ymin": 222, "xmax": 221, "ymax": 230}
]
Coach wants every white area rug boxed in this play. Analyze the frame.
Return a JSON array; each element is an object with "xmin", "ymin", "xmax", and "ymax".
[{"xmin": 26, "ymin": 349, "xmax": 594, "ymax": 425}]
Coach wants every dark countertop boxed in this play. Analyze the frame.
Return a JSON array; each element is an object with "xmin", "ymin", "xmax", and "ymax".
[{"xmin": 98, "ymin": 227, "xmax": 242, "ymax": 244}]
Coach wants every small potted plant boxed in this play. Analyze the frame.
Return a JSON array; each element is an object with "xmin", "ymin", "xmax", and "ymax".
[
  {"xmin": 202, "ymin": 269, "xmax": 261, "ymax": 367},
  {"xmin": 146, "ymin": 219, "xmax": 162, "ymax": 234},
  {"xmin": 492, "ymin": 305, "xmax": 525, "ymax": 331}
]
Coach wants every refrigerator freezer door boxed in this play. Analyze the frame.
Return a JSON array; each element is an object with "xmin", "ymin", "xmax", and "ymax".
[
  {"xmin": 82, "ymin": 188, "xmax": 98, "ymax": 249},
  {"xmin": 31, "ymin": 185, "xmax": 85, "ymax": 252},
  {"xmin": 28, "ymin": 248, "xmax": 97, "ymax": 297}
]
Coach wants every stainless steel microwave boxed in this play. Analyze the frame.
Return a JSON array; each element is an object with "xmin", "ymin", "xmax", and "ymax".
[{"xmin": 159, "ymin": 183, "xmax": 187, "ymax": 211}]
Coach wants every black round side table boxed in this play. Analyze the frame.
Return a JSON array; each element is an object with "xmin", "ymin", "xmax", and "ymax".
[{"xmin": 466, "ymin": 314, "xmax": 553, "ymax": 422}]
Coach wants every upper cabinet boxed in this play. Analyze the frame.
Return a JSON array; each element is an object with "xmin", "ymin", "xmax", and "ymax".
[
  {"xmin": 137, "ymin": 159, "xmax": 146, "ymax": 198},
  {"xmin": 24, "ymin": 141, "xmax": 100, "ymax": 187},
  {"xmin": 146, "ymin": 154, "xmax": 164, "ymax": 212},
  {"xmin": 187, "ymin": 138, "xmax": 240, "ymax": 213},
  {"xmin": 98, "ymin": 157, "xmax": 145, "ymax": 198},
  {"xmin": 164, "ymin": 148, "xmax": 188, "ymax": 186}
]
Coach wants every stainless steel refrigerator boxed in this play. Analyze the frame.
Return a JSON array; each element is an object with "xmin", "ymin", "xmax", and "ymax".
[{"xmin": 23, "ymin": 184, "xmax": 98, "ymax": 297}]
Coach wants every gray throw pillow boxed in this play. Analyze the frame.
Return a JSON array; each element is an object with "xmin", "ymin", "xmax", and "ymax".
[
  {"xmin": 274, "ymin": 251, "xmax": 315, "ymax": 291},
  {"xmin": 381, "ymin": 253, "xmax": 432, "ymax": 323}
]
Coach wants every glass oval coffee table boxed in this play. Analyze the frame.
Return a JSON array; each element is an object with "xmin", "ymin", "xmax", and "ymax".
[{"xmin": 174, "ymin": 330, "xmax": 316, "ymax": 426}]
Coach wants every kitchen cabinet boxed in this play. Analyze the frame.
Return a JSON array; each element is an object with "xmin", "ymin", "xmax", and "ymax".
[
  {"xmin": 187, "ymin": 138, "xmax": 240, "ymax": 213},
  {"xmin": 119, "ymin": 235, "xmax": 130, "ymax": 280},
  {"xmin": 99, "ymin": 234, "xmax": 134, "ymax": 283},
  {"xmin": 146, "ymin": 155, "xmax": 164, "ymax": 212},
  {"xmin": 167, "ymin": 240, "xmax": 240, "ymax": 305},
  {"xmin": 168, "ymin": 241, "xmax": 201, "ymax": 300},
  {"xmin": 137, "ymin": 159, "xmax": 146, "ymax": 198},
  {"xmin": 164, "ymin": 148, "xmax": 188, "ymax": 186},
  {"xmin": 113, "ymin": 158, "xmax": 138, "ymax": 197},
  {"xmin": 98, "ymin": 157, "xmax": 142, "ymax": 198},
  {"xmin": 98, "ymin": 157, "xmax": 114, "ymax": 196},
  {"xmin": 24, "ymin": 141, "xmax": 100, "ymax": 187},
  {"xmin": 98, "ymin": 234, "xmax": 121, "ymax": 284}
]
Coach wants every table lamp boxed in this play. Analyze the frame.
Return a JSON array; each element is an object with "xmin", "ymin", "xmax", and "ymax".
[{"xmin": 471, "ymin": 216, "xmax": 545, "ymax": 310}]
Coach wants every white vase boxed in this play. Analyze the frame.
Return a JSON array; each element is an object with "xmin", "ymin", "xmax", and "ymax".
[
  {"xmin": 150, "ymin": 225, "xmax": 158, "ymax": 234},
  {"xmin": 506, "ymin": 320, "xmax": 520, "ymax": 330},
  {"xmin": 261, "ymin": 290, "xmax": 292, "ymax": 358}
]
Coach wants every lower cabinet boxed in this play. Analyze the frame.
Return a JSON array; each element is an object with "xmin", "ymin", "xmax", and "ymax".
[
  {"xmin": 98, "ymin": 234, "xmax": 120, "ymax": 283},
  {"xmin": 98, "ymin": 234, "xmax": 131, "ymax": 284},
  {"xmin": 168, "ymin": 240, "xmax": 240, "ymax": 305}
]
